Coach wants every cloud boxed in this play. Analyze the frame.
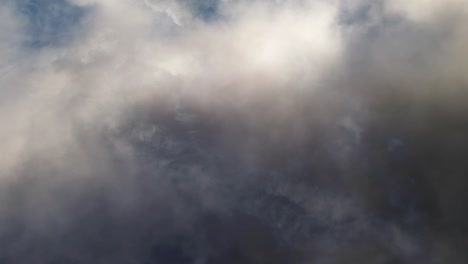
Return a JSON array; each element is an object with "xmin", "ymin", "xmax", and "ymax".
[
  {"xmin": 0, "ymin": 0, "xmax": 467, "ymax": 263},
  {"xmin": 387, "ymin": 0, "xmax": 468, "ymax": 23}
]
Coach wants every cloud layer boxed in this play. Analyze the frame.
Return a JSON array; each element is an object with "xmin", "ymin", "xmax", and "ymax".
[{"xmin": 1, "ymin": 0, "xmax": 468, "ymax": 263}]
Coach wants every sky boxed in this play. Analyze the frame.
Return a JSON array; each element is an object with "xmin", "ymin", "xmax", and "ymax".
[{"xmin": 0, "ymin": 0, "xmax": 468, "ymax": 263}]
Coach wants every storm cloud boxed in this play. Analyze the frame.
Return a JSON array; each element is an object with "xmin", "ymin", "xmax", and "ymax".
[{"xmin": 0, "ymin": 0, "xmax": 467, "ymax": 263}]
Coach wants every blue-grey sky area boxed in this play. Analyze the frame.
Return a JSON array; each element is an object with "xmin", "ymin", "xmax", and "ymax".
[
  {"xmin": 12, "ymin": 0, "xmax": 221, "ymax": 47},
  {"xmin": 10, "ymin": 0, "xmax": 87, "ymax": 47},
  {"xmin": 0, "ymin": 0, "xmax": 467, "ymax": 263}
]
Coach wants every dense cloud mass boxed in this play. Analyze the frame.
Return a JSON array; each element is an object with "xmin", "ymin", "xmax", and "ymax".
[{"xmin": 0, "ymin": 0, "xmax": 467, "ymax": 263}]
